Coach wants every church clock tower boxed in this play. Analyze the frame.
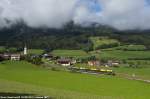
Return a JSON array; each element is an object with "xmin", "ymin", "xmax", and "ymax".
[{"xmin": 24, "ymin": 45, "xmax": 27, "ymax": 55}]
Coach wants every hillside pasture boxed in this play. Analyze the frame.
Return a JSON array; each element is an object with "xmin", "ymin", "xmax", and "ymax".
[
  {"xmin": 100, "ymin": 50, "xmax": 150, "ymax": 60},
  {"xmin": 0, "ymin": 61, "xmax": 150, "ymax": 99},
  {"xmin": 51, "ymin": 50, "xmax": 89, "ymax": 58},
  {"xmin": 90, "ymin": 37, "xmax": 120, "ymax": 50},
  {"xmin": 116, "ymin": 45, "xmax": 146, "ymax": 51},
  {"xmin": 104, "ymin": 45, "xmax": 146, "ymax": 51}
]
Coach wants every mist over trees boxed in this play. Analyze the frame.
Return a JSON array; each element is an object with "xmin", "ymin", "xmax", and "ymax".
[{"xmin": 1, "ymin": 22, "xmax": 150, "ymax": 51}]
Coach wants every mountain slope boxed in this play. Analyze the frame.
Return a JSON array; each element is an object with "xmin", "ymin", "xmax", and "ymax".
[{"xmin": 1, "ymin": 22, "xmax": 150, "ymax": 50}]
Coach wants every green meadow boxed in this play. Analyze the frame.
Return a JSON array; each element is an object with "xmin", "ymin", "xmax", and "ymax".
[
  {"xmin": 100, "ymin": 50, "xmax": 150, "ymax": 60},
  {"xmin": 27, "ymin": 49, "xmax": 44, "ymax": 55},
  {"xmin": 115, "ymin": 45, "xmax": 146, "ymax": 51},
  {"xmin": 112, "ymin": 66, "xmax": 150, "ymax": 79},
  {"xmin": 90, "ymin": 37, "xmax": 120, "ymax": 50},
  {"xmin": 52, "ymin": 50, "xmax": 89, "ymax": 58},
  {"xmin": 104, "ymin": 45, "xmax": 146, "ymax": 51},
  {"xmin": 0, "ymin": 61, "xmax": 150, "ymax": 99}
]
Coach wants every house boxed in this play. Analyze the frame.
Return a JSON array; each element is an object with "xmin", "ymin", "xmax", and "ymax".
[
  {"xmin": 0, "ymin": 53, "xmax": 12, "ymax": 60},
  {"xmin": 43, "ymin": 54, "xmax": 53, "ymax": 60},
  {"xmin": 71, "ymin": 59, "xmax": 77, "ymax": 64},
  {"xmin": 107, "ymin": 60, "xmax": 120, "ymax": 67},
  {"xmin": 3, "ymin": 53, "xmax": 11, "ymax": 60},
  {"xmin": 57, "ymin": 58, "xmax": 71, "ymax": 66},
  {"xmin": 88, "ymin": 61, "xmax": 100, "ymax": 66},
  {"xmin": 0, "ymin": 53, "xmax": 21, "ymax": 61},
  {"xmin": 10, "ymin": 54, "xmax": 21, "ymax": 61}
]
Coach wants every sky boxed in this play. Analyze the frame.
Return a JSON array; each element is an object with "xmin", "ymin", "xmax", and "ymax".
[{"xmin": 0, "ymin": 0, "xmax": 150, "ymax": 30}]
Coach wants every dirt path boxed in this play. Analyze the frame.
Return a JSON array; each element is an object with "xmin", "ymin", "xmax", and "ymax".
[{"xmin": 117, "ymin": 73, "xmax": 150, "ymax": 83}]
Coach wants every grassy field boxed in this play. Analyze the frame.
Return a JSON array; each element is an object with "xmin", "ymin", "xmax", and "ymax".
[
  {"xmin": 27, "ymin": 49, "xmax": 44, "ymax": 55},
  {"xmin": 100, "ymin": 50, "xmax": 150, "ymax": 60},
  {"xmin": 116, "ymin": 45, "xmax": 146, "ymax": 51},
  {"xmin": 112, "ymin": 67, "xmax": 150, "ymax": 80},
  {"xmin": 51, "ymin": 50, "xmax": 89, "ymax": 58},
  {"xmin": 0, "ymin": 61, "xmax": 150, "ymax": 99},
  {"xmin": 104, "ymin": 45, "xmax": 146, "ymax": 51},
  {"xmin": 90, "ymin": 37, "xmax": 120, "ymax": 50}
]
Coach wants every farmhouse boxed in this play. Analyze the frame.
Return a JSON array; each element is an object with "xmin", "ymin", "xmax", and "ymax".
[
  {"xmin": 43, "ymin": 54, "xmax": 54, "ymax": 60},
  {"xmin": 2, "ymin": 53, "xmax": 11, "ymax": 59},
  {"xmin": 88, "ymin": 61, "xmax": 100, "ymax": 66},
  {"xmin": 71, "ymin": 59, "xmax": 77, "ymax": 64},
  {"xmin": 0, "ymin": 53, "xmax": 12, "ymax": 60},
  {"xmin": 10, "ymin": 54, "xmax": 21, "ymax": 61},
  {"xmin": 0, "ymin": 53, "xmax": 21, "ymax": 61},
  {"xmin": 107, "ymin": 60, "xmax": 120, "ymax": 67},
  {"xmin": 57, "ymin": 58, "xmax": 71, "ymax": 66}
]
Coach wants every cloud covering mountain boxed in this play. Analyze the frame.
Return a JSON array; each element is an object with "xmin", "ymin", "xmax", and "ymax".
[{"xmin": 0, "ymin": 0, "xmax": 150, "ymax": 30}]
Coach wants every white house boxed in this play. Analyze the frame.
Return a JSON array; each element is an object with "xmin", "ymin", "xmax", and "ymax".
[{"xmin": 11, "ymin": 54, "xmax": 21, "ymax": 61}]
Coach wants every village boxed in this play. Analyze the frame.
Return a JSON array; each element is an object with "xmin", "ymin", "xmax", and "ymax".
[
  {"xmin": 1, "ymin": 0, "xmax": 150, "ymax": 98},
  {"xmin": 0, "ymin": 46, "xmax": 119, "ymax": 76}
]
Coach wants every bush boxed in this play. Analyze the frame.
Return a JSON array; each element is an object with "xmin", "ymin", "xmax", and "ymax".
[
  {"xmin": 8, "ymin": 47, "xmax": 17, "ymax": 53},
  {"xmin": 24, "ymin": 54, "xmax": 43, "ymax": 65},
  {"xmin": 0, "ymin": 47, "xmax": 6, "ymax": 53}
]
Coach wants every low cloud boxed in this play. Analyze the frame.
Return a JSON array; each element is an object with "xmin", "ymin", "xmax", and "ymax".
[{"xmin": 0, "ymin": 0, "xmax": 150, "ymax": 30}]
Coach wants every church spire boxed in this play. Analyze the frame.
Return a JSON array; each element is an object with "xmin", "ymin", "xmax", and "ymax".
[{"xmin": 24, "ymin": 44, "xmax": 27, "ymax": 55}]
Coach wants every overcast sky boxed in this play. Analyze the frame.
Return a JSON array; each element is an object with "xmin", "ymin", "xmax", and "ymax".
[{"xmin": 0, "ymin": 0, "xmax": 150, "ymax": 30}]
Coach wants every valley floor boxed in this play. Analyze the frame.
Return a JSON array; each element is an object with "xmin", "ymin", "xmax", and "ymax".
[{"xmin": 0, "ymin": 61, "xmax": 150, "ymax": 99}]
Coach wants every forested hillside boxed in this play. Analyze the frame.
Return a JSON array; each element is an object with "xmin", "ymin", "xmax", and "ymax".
[{"xmin": 1, "ymin": 22, "xmax": 150, "ymax": 50}]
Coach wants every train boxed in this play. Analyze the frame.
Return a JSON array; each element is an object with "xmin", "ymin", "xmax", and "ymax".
[{"xmin": 69, "ymin": 67, "xmax": 115, "ymax": 76}]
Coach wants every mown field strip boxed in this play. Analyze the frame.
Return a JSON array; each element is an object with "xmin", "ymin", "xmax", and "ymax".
[{"xmin": 0, "ymin": 79, "xmax": 121, "ymax": 99}]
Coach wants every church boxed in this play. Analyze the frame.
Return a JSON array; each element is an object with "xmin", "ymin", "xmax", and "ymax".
[
  {"xmin": 23, "ymin": 45, "xmax": 27, "ymax": 55},
  {"xmin": 11, "ymin": 45, "xmax": 27, "ymax": 61}
]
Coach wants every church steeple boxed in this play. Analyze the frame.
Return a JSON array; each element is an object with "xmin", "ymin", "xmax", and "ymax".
[{"xmin": 24, "ymin": 45, "xmax": 27, "ymax": 55}]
